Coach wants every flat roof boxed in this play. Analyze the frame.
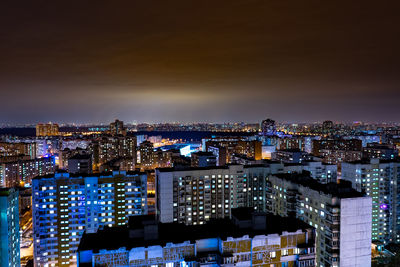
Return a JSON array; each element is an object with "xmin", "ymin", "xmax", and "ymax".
[
  {"xmin": 78, "ymin": 212, "xmax": 312, "ymax": 253},
  {"xmin": 272, "ymin": 172, "xmax": 365, "ymax": 198}
]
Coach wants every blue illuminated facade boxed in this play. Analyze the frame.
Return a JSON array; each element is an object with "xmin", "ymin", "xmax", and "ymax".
[
  {"xmin": 0, "ymin": 188, "xmax": 20, "ymax": 267},
  {"xmin": 32, "ymin": 171, "xmax": 147, "ymax": 266}
]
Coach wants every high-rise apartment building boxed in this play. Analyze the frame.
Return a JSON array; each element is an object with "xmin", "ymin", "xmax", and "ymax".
[
  {"xmin": 204, "ymin": 137, "xmax": 262, "ymax": 165},
  {"xmin": 156, "ymin": 165, "xmax": 250, "ymax": 225},
  {"xmin": 36, "ymin": 123, "xmax": 60, "ymax": 137},
  {"xmin": 91, "ymin": 136, "xmax": 136, "ymax": 171},
  {"xmin": 32, "ymin": 171, "xmax": 147, "ymax": 266},
  {"xmin": 156, "ymin": 165, "xmax": 371, "ymax": 267},
  {"xmin": 261, "ymin": 118, "xmax": 276, "ymax": 136},
  {"xmin": 138, "ymin": 140, "xmax": 155, "ymax": 169},
  {"xmin": 267, "ymin": 173, "xmax": 372, "ymax": 267},
  {"xmin": 0, "ymin": 188, "xmax": 20, "ymax": 267},
  {"xmin": 362, "ymin": 143, "xmax": 398, "ymax": 160},
  {"xmin": 109, "ymin": 119, "xmax": 127, "ymax": 136},
  {"xmin": 0, "ymin": 141, "xmax": 37, "ymax": 159},
  {"xmin": 0, "ymin": 156, "xmax": 55, "ymax": 187},
  {"xmin": 342, "ymin": 158, "xmax": 400, "ymax": 244}
]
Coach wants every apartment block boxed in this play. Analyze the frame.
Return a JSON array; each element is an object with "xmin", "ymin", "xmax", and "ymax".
[
  {"xmin": 342, "ymin": 158, "xmax": 400, "ymax": 244},
  {"xmin": 32, "ymin": 171, "xmax": 147, "ymax": 266},
  {"xmin": 0, "ymin": 188, "xmax": 20, "ymax": 267},
  {"xmin": 267, "ymin": 173, "xmax": 372, "ymax": 267}
]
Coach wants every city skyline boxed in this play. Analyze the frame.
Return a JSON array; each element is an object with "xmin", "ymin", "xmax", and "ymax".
[{"xmin": 1, "ymin": 0, "xmax": 400, "ymax": 124}]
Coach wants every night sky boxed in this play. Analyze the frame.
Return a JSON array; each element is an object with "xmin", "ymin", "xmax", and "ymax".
[{"xmin": 1, "ymin": 0, "xmax": 399, "ymax": 124}]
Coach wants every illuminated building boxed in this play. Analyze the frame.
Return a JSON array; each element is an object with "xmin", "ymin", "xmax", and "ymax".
[
  {"xmin": 261, "ymin": 118, "xmax": 276, "ymax": 136},
  {"xmin": 32, "ymin": 171, "xmax": 148, "ymax": 266},
  {"xmin": 77, "ymin": 209, "xmax": 316, "ymax": 267},
  {"xmin": 191, "ymin": 151, "xmax": 217, "ymax": 168},
  {"xmin": 204, "ymin": 137, "xmax": 262, "ymax": 165},
  {"xmin": 312, "ymin": 139, "xmax": 362, "ymax": 157},
  {"xmin": 0, "ymin": 141, "xmax": 37, "ymax": 159},
  {"xmin": 267, "ymin": 173, "xmax": 372, "ymax": 267},
  {"xmin": 206, "ymin": 145, "xmax": 227, "ymax": 166},
  {"xmin": 284, "ymin": 161, "xmax": 337, "ymax": 184},
  {"xmin": 278, "ymin": 136, "xmax": 307, "ymax": 151},
  {"xmin": 156, "ymin": 165, "xmax": 249, "ymax": 225},
  {"xmin": 322, "ymin": 120, "xmax": 334, "ymax": 135},
  {"xmin": 98, "ymin": 157, "xmax": 136, "ymax": 172},
  {"xmin": 138, "ymin": 140, "xmax": 154, "ymax": 169},
  {"xmin": 157, "ymin": 165, "xmax": 371, "ymax": 267},
  {"xmin": 153, "ymin": 149, "xmax": 172, "ymax": 168},
  {"xmin": 109, "ymin": 119, "xmax": 127, "ymax": 136},
  {"xmin": 36, "ymin": 123, "xmax": 60, "ymax": 137},
  {"xmin": 59, "ymin": 147, "xmax": 88, "ymax": 170},
  {"xmin": 0, "ymin": 156, "xmax": 55, "ymax": 187},
  {"xmin": 271, "ymin": 149, "xmax": 309, "ymax": 164},
  {"xmin": 91, "ymin": 136, "xmax": 137, "ymax": 171},
  {"xmin": 362, "ymin": 143, "xmax": 398, "ymax": 160},
  {"xmin": 0, "ymin": 188, "xmax": 20, "ymax": 267},
  {"xmin": 342, "ymin": 158, "xmax": 400, "ymax": 244},
  {"xmin": 68, "ymin": 154, "xmax": 93, "ymax": 174}
]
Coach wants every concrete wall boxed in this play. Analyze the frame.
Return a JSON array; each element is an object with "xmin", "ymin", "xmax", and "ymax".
[{"xmin": 339, "ymin": 197, "xmax": 372, "ymax": 267}]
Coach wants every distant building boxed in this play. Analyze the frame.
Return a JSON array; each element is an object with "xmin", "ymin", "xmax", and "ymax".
[
  {"xmin": 32, "ymin": 171, "xmax": 148, "ymax": 266},
  {"xmin": 278, "ymin": 136, "xmax": 306, "ymax": 151},
  {"xmin": 0, "ymin": 141, "xmax": 37, "ymax": 159},
  {"xmin": 312, "ymin": 139, "xmax": 362, "ymax": 156},
  {"xmin": 138, "ymin": 140, "xmax": 154, "ymax": 169},
  {"xmin": 207, "ymin": 145, "xmax": 228, "ymax": 166},
  {"xmin": 0, "ymin": 188, "xmax": 20, "ymax": 267},
  {"xmin": 204, "ymin": 137, "xmax": 262, "ymax": 165},
  {"xmin": 362, "ymin": 143, "xmax": 398, "ymax": 160},
  {"xmin": 68, "ymin": 154, "xmax": 93, "ymax": 174},
  {"xmin": 261, "ymin": 118, "xmax": 276, "ymax": 136},
  {"xmin": 271, "ymin": 149, "xmax": 309, "ymax": 163},
  {"xmin": 312, "ymin": 139, "xmax": 363, "ymax": 166},
  {"xmin": 191, "ymin": 151, "xmax": 217, "ymax": 167},
  {"xmin": 0, "ymin": 156, "xmax": 55, "ymax": 187},
  {"xmin": 77, "ymin": 209, "xmax": 316, "ymax": 267},
  {"xmin": 91, "ymin": 136, "xmax": 137, "ymax": 171},
  {"xmin": 36, "ymin": 123, "xmax": 59, "ymax": 136},
  {"xmin": 109, "ymin": 119, "xmax": 127, "ymax": 136},
  {"xmin": 322, "ymin": 120, "xmax": 334, "ymax": 135}
]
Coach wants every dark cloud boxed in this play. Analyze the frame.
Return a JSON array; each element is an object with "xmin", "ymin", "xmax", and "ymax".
[{"xmin": 0, "ymin": 0, "xmax": 399, "ymax": 124}]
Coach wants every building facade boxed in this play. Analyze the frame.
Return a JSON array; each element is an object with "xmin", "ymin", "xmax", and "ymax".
[
  {"xmin": 156, "ymin": 165, "xmax": 372, "ymax": 267},
  {"xmin": 36, "ymin": 123, "xmax": 60, "ymax": 137},
  {"xmin": 32, "ymin": 171, "xmax": 147, "ymax": 266},
  {"xmin": 342, "ymin": 159, "xmax": 400, "ymax": 244},
  {"xmin": 0, "ymin": 156, "xmax": 55, "ymax": 187},
  {"xmin": 0, "ymin": 188, "xmax": 20, "ymax": 267},
  {"xmin": 267, "ymin": 173, "xmax": 372, "ymax": 267}
]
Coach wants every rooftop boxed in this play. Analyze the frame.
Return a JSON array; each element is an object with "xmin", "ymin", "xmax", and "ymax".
[
  {"xmin": 78, "ymin": 209, "xmax": 313, "ymax": 253},
  {"xmin": 272, "ymin": 172, "xmax": 365, "ymax": 198},
  {"xmin": 33, "ymin": 170, "xmax": 145, "ymax": 180}
]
